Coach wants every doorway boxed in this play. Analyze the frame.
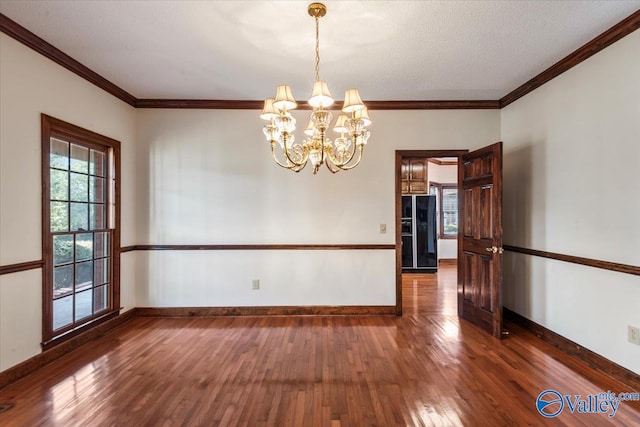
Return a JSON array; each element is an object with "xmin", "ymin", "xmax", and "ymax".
[
  {"xmin": 395, "ymin": 143, "xmax": 505, "ymax": 339},
  {"xmin": 394, "ymin": 150, "xmax": 467, "ymax": 316}
]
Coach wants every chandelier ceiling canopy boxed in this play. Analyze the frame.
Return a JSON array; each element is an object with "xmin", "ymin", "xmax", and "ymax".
[{"xmin": 261, "ymin": 2, "xmax": 371, "ymax": 175}]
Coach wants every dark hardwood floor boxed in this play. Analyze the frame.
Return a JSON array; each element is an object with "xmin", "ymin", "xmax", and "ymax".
[{"xmin": 0, "ymin": 266, "xmax": 638, "ymax": 426}]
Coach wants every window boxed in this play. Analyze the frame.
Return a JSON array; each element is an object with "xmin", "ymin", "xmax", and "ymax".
[
  {"xmin": 429, "ymin": 182, "xmax": 458, "ymax": 239},
  {"xmin": 42, "ymin": 115, "xmax": 120, "ymax": 348}
]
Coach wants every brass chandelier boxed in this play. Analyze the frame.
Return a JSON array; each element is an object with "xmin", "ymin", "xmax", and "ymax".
[{"xmin": 261, "ymin": 2, "xmax": 371, "ymax": 174}]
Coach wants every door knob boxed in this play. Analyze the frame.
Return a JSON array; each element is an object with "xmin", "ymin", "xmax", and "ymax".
[{"xmin": 485, "ymin": 246, "xmax": 503, "ymax": 254}]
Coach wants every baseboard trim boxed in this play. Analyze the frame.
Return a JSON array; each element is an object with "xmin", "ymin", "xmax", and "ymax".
[
  {"xmin": 136, "ymin": 305, "xmax": 396, "ymax": 317},
  {"xmin": 402, "ymin": 268, "xmax": 437, "ymax": 274},
  {"xmin": 438, "ymin": 259, "xmax": 457, "ymax": 265},
  {"xmin": 503, "ymin": 307, "xmax": 640, "ymax": 391},
  {"xmin": 0, "ymin": 309, "xmax": 137, "ymax": 390}
]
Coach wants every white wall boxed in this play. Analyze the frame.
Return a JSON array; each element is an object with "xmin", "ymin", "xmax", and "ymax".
[
  {"xmin": 135, "ymin": 109, "xmax": 499, "ymax": 307},
  {"xmin": 427, "ymin": 161, "xmax": 457, "ymax": 185},
  {"xmin": 0, "ymin": 30, "xmax": 500, "ymax": 371},
  {"xmin": 135, "ymin": 250, "xmax": 395, "ymax": 307},
  {"xmin": 501, "ymin": 30, "xmax": 640, "ymax": 374},
  {"xmin": 427, "ymin": 162, "xmax": 458, "ymax": 259},
  {"xmin": 0, "ymin": 34, "xmax": 137, "ymax": 371}
]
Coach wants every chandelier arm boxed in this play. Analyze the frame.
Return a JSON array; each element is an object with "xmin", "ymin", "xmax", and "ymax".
[
  {"xmin": 286, "ymin": 145, "xmax": 310, "ymax": 167},
  {"xmin": 333, "ymin": 145, "xmax": 364, "ymax": 171},
  {"xmin": 325, "ymin": 159, "xmax": 340, "ymax": 174},
  {"xmin": 324, "ymin": 134, "xmax": 357, "ymax": 167},
  {"xmin": 271, "ymin": 142, "xmax": 308, "ymax": 173},
  {"xmin": 271, "ymin": 141, "xmax": 297, "ymax": 169},
  {"xmin": 341, "ymin": 134, "xmax": 360, "ymax": 165},
  {"xmin": 290, "ymin": 145, "xmax": 309, "ymax": 172},
  {"xmin": 323, "ymin": 143, "xmax": 344, "ymax": 166},
  {"xmin": 281, "ymin": 134, "xmax": 308, "ymax": 167},
  {"xmin": 320, "ymin": 128, "xmax": 326, "ymax": 166},
  {"xmin": 293, "ymin": 160, "xmax": 308, "ymax": 173}
]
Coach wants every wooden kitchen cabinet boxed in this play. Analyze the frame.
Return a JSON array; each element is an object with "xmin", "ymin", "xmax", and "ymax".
[{"xmin": 401, "ymin": 158, "xmax": 428, "ymax": 194}]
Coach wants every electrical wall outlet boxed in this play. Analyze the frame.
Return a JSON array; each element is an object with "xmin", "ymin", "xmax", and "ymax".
[
  {"xmin": 380, "ymin": 224, "xmax": 387, "ymax": 234},
  {"xmin": 252, "ymin": 279, "xmax": 260, "ymax": 290},
  {"xmin": 629, "ymin": 325, "xmax": 640, "ymax": 345}
]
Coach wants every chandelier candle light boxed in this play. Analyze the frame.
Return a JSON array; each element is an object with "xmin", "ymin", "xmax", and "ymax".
[{"xmin": 261, "ymin": 2, "xmax": 371, "ymax": 174}]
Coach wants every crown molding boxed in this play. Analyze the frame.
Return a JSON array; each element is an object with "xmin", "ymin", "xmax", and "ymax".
[
  {"xmin": 2, "ymin": 10, "xmax": 639, "ymax": 111},
  {"xmin": 364, "ymin": 100, "xmax": 499, "ymax": 110},
  {"xmin": 135, "ymin": 99, "xmax": 500, "ymax": 110},
  {"xmin": 135, "ymin": 99, "xmax": 265, "ymax": 109},
  {"xmin": 0, "ymin": 14, "xmax": 137, "ymax": 107},
  {"xmin": 500, "ymin": 9, "xmax": 640, "ymax": 108}
]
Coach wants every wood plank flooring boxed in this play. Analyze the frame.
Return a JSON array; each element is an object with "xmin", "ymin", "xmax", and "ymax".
[{"xmin": 0, "ymin": 267, "xmax": 638, "ymax": 426}]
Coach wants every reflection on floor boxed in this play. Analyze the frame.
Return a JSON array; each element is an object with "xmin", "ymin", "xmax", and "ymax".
[
  {"xmin": 402, "ymin": 268, "xmax": 458, "ymax": 317},
  {"xmin": 0, "ymin": 266, "xmax": 638, "ymax": 426}
]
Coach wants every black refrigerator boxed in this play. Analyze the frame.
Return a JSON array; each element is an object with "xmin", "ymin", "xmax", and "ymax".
[{"xmin": 401, "ymin": 195, "xmax": 437, "ymax": 272}]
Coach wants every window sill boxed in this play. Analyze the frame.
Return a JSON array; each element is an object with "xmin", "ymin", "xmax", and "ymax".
[
  {"xmin": 41, "ymin": 309, "xmax": 120, "ymax": 351},
  {"xmin": 439, "ymin": 235, "xmax": 458, "ymax": 240}
]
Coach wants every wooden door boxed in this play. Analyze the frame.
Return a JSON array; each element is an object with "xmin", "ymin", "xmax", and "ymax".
[{"xmin": 458, "ymin": 142, "xmax": 503, "ymax": 338}]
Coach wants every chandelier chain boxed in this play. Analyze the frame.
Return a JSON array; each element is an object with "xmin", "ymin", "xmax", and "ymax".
[{"xmin": 315, "ymin": 17, "xmax": 320, "ymax": 82}]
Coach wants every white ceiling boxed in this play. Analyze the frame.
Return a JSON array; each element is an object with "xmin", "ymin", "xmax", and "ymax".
[{"xmin": 1, "ymin": 1, "xmax": 639, "ymax": 101}]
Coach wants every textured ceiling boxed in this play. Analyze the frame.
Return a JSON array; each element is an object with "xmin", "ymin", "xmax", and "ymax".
[{"xmin": 1, "ymin": 1, "xmax": 639, "ymax": 101}]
